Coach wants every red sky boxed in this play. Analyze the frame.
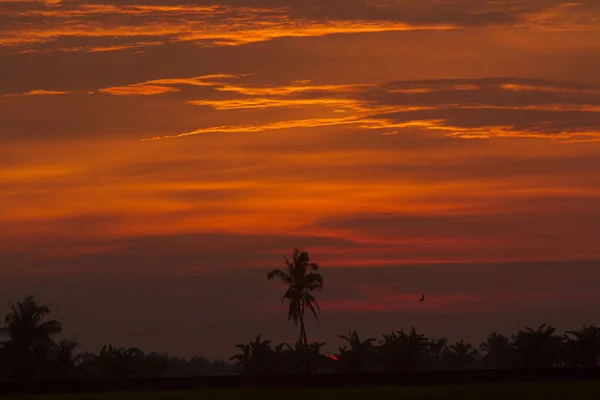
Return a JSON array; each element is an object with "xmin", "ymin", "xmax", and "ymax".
[{"xmin": 1, "ymin": 0, "xmax": 600, "ymax": 359}]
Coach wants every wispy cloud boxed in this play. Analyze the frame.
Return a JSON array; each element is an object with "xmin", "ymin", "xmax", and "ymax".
[
  {"xmin": 0, "ymin": 3, "xmax": 456, "ymax": 52},
  {"xmin": 98, "ymin": 74, "xmax": 241, "ymax": 96},
  {"xmin": 141, "ymin": 77, "xmax": 600, "ymax": 142},
  {"xmin": 142, "ymin": 116, "xmax": 368, "ymax": 141},
  {"xmin": 188, "ymin": 98, "xmax": 362, "ymax": 110},
  {"xmin": 4, "ymin": 0, "xmax": 596, "ymax": 53},
  {"xmin": 2, "ymin": 89, "xmax": 71, "ymax": 97}
]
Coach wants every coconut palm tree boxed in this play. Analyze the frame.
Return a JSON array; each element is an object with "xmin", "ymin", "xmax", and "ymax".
[
  {"xmin": 564, "ymin": 325, "xmax": 600, "ymax": 368},
  {"xmin": 230, "ymin": 335, "xmax": 274, "ymax": 375},
  {"xmin": 445, "ymin": 339, "xmax": 479, "ymax": 370},
  {"xmin": 267, "ymin": 249, "xmax": 323, "ymax": 345},
  {"xmin": 78, "ymin": 344, "xmax": 148, "ymax": 379},
  {"xmin": 50, "ymin": 340, "xmax": 80, "ymax": 380},
  {"xmin": 480, "ymin": 332, "xmax": 512, "ymax": 369},
  {"xmin": 336, "ymin": 331, "xmax": 376, "ymax": 372},
  {"xmin": 284, "ymin": 340, "xmax": 327, "ymax": 374},
  {"xmin": 378, "ymin": 327, "xmax": 429, "ymax": 372},
  {"xmin": 3, "ymin": 295, "xmax": 62, "ymax": 380},
  {"xmin": 512, "ymin": 323, "xmax": 564, "ymax": 369},
  {"xmin": 426, "ymin": 337, "xmax": 448, "ymax": 370}
]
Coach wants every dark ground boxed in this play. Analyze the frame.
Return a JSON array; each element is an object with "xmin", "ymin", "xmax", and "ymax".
[{"xmin": 11, "ymin": 383, "xmax": 600, "ymax": 400}]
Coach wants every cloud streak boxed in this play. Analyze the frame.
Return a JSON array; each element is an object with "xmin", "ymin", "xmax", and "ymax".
[
  {"xmin": 97, "ymin": 74, "xmax": 243, "ymax": 95},
  {"xmin": 138, "ymin": 77, "xmax": 600, "ymax": 142},
  {"xmin": 2, "ymin": 89, "xmax": 71, "ymax": 97},
  {"xmin": 2, "ymin": 0, "xmax": 598, "ymax": 53}
]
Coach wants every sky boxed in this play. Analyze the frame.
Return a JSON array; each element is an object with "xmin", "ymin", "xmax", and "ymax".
[{"xmin": 1, "ymin": 0, "xmax": 600, "ymax": 359}]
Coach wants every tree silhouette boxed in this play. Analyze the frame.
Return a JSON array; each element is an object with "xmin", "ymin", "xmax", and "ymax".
[
  {"xmin": 564, "ymin": 325, "xmax": 600, "ymax": 368},
  {"xmin": 2, "ymin": 295, "xmax": 63, "ymax": 381},
  {"xmin": 336, "ymin": 331, "xmax": 376, "ymax": 373},
  {"xmin": 78, "ymin": 344, "xmax": 162, "ymax": 380},
  {"xmin": 284, "ymin": 340, "xmax": 327, "ymax": 374},
  {"xmin": 512, "ymin": 323, "xmax": 564, "ymax": 369},
  {"xmin": 230, "ymin": 335, "xmax": 274, "ymax": 375},
  {"xmin": 480, "ymin": 332, "xmax": 512, "ymax": 369},
  {"xmin": 267, "ymin": 249, "xmax": 323, "ymax": 345},
  {"xmin": 49, "ymin": 340, "xmax": 80, "ymax": 380},
  {"xmin": 378, "ymin": 327, "xmax": 429, "ymax": 372},
  {"xmin": 445, "ymin": 339, "xmax": 479, "ymax": 370},
  {"xmin": 425, "ymin": 337, "xmax": 448, "ymax": 370}
]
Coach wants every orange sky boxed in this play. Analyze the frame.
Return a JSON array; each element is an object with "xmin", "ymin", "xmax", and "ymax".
[{"xmin": 1, "ymin": 0, "xmax": 600, "ymax": 358}]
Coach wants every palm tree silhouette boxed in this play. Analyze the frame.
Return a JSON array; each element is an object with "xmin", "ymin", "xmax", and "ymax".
[
  {"xmin": 267, "ymin": 249, "xmax": 323, "ymax": 345},
  {"xmin": 3, "ymin": 295, "xmax": 62, "ymax": 380},
  {"xmin": 80, "ymin": 344, "xmax": 154, "ymax": 379},
  {"xmin": 446, "ymin": 339, "xmax": 479, "ymax": 370},
  {"xmin": 337, "ymin": 331, "xmax": 376, "ymax": 372},
  {"xmin": 230, "ymin": 335, "xmax": 273, "ymax": 375},
  {"xmin": 565, "ymin": 325, "xmax": 600, "ymax": 368},
  {"xmin": 284, "ymin": 340, "xmax": 327, "ymax": 374},
  {"xmin": 378, "ymin": 327, "xmax": 429, "ymax": 372},
  {"xmin": 426, "ymin": 337, "xmax": 448, "ymax": 370},
  {"xmin": 512, "ymin": 323, "xmax": 564, "ymax": 369},
  {"xmin": 50, "ymin": 340, "xmax": 80, "ymax": 380},
  {"xmin": 480, "ymin": 332, "xmax": 512, "ymax": 369}
]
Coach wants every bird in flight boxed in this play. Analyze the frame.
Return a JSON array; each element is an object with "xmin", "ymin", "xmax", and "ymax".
[{"xmin": 419, "ymin": 293, "xmax": 425, "ymax": 302}]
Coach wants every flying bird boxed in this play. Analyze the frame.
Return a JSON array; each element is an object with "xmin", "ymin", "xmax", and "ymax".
[{"xmin": 419, "ymin": 293, "xmax": 425, "ymax": 302}]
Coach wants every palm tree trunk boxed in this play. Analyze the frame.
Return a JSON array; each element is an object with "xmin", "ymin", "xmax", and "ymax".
[{"xmin": 299, "ymin": 301, "xmax": 307, "ymax": 345}]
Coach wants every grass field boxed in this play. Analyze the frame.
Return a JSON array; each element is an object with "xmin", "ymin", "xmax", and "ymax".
[{"xmin": 12, "ymin": 382, "xmax": 600, "ymax": 400}]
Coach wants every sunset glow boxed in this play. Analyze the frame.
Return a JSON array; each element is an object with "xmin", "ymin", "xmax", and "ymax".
[{"xmin": 2, "ymin": 0, "xmax": 600, "ymax": 358}]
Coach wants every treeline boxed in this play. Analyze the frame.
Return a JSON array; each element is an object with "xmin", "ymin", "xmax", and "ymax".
[
  {"xmin": 1, "ymin": 295, "xmax": 600, "ymax": 383},
  {"xmin": 231, "ymin": 325, "xmax": 600, "ymax": 375},
  {"xmin": 2, "ymin": 250, "xmax": 599, "ymax": 382},
  {"xmin": 0, "ymin": 296, "xmax": 232, "ymax": 382},
  {"xmin": 252, "ymin": 249, "xmax": 599, "ymax": 374}
]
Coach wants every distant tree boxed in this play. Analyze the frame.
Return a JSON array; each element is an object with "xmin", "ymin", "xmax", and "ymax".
[
  {"xmin": 284, "ymin": 340, "xmax": 327, "ymax": 374},
  {"xmin": 425, "ymin": 337, "xmax": 448, "ymax": 370},
  {"xmin": 141, "ymin": 352, "xmax": 170, "ymax": 378},
  {"xmin": 480, "ymin": 332, "xmax": 512, "ymax": 369},
  {"xmin": 512, "ymin": 324, "xmax": 564, "ymax": 369},
  {"xmin": 269, "ymin": 343, "xmax": 289, "ymax": 373},
  {"xmin": 564, "ymin": 325, "xmax": 600, "ymax": 368},
  {"xmin": 230, "ymin": 335, "xmax": 274, "ymax": 375},
  {"xmin": 267, "ymin": 249, "xmax": 324, "ymax": 345},
  {"xmin": 336, "ymin": 331, "xmax": 376, "ymax": 372},
  {"xmin": 2, "ymin": 295, "xmax": 62, "ymax": 381},
  {"xmin": 445, "ymin": 339, "xmax": 479, "ymax": 370},
  {"xmin": 131, "ymin": 354, "xmax": 233, "ymax": 378},
  {"xmin": 78, "ymin": 345, "xmax": 157, "ymax": 379},
  {"xmin": 378, "ymin": 327, "xmax": 429, "ymax": 372},
  {"xmin": 209, "ymin": 359, "xmax": 235, "ymax": 375},
  {"xmin": 49, "ymin": 340, "xmax": 80, "ymax": 380}
]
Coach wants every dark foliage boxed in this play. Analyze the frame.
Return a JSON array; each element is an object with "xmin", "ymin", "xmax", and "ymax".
[
  {"xmin": 0, "ymin": 296, "xmax": 232, "ymax": 382},
  {"xmin": 1, "ymin": 250, "xmax": 599, "ymax": 382}
]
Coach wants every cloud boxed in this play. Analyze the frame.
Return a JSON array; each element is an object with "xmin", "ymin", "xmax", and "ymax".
[
  {"xmin": 98, "ymin": 73, "xmax": 242, "ymax": 96},
  {"xmin": 141, "ymin": 77, "xmax": 600, "ymax": 141},
  {"xmin": 98, "ymin": 85, "xmax": 179, "ymax": 96},
  {"xmin": 3, "ymin": 0, "xmax": 598, "ymax": 53},
  {"xmin": 188, "ymin": 97, "xmax": 361, "ymax": 110},
  {"xmin": 142, "ymin": 116, "xmax": 367, "ymax": 140},
  {"xmin": 2, "ymin": 89, "xmax": 71, "ymax": 97},
  {"xmin": 3, "ymin": 75, "xmax": 600, "ymax": 143},
  {"xmin": 0, "ymin": 1, "xmax": 455, "ymax": 52}
]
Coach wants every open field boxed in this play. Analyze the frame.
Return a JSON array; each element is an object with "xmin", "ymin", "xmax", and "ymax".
[{"xmin": 12, "ymin": 383, "xmax": 600, "ymax": 400}]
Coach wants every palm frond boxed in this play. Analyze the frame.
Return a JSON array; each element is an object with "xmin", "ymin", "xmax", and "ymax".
[
  {"xmin": 39, "ymin": 319, "xmax": 63, "ymax": 336},
  {"xmin": 306, "ymin": 298, "xmax": 320, "ymax": 322},
  {"xmin": 305, "ymin": 272, "xmax": 324, "ymax": 290},
  {"xmin": 267, "ymin": 269, "xmax": 293, "ymax": 284}
]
